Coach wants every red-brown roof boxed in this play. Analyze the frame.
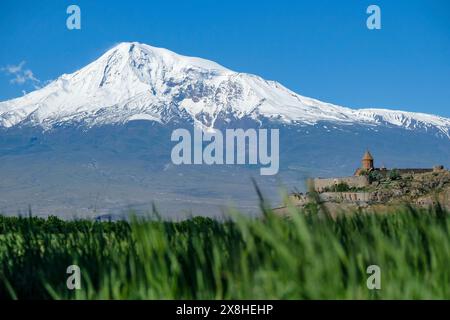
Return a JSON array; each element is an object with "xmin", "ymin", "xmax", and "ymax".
[{"xmin": 362, "ymin": 151, "xmax": 374, "ymax": 160}]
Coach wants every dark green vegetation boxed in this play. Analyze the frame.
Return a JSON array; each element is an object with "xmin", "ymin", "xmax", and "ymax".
[
  {"xmin": 321, "ymin": 182, "xmax": 367, "ymax": 192},
  {"xmin": 0, "ymin": 205, "xmax": 449, "ymax": 299}
]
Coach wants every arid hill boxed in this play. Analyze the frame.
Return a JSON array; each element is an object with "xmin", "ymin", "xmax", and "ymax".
[
  {"xmin": 275, "ymin": 170, "xmax": 450, "ymax": 216},
  {"xmin": 368, "ymin": 170, "xmax": 450, "ymax": 209}
]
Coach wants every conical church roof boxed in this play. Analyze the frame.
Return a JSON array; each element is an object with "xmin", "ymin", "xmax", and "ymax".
[{"xmin": 362, "ymin": 151, "xmax": 374, "ymax": 160}]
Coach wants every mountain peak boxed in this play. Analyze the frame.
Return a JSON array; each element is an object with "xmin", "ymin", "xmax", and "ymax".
[{"xmin": 100, "ymin": 41, "xmax": 230, "ymax": 74}]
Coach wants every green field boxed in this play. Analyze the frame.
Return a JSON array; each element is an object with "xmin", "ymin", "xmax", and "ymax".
[{"xmin": 0, "ymin": 203, "xmax": 449, "ymax": 300}]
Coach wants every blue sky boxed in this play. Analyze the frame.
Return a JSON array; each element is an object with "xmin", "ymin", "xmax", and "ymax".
[{"xmin": 0, "ymin": 0, "xmax": 449, "ymax": 116}]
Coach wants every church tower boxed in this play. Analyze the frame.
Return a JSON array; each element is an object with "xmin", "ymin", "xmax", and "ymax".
[{"xmin": 362, "ymin": 151, "xmax": 374, "ymax": 170}]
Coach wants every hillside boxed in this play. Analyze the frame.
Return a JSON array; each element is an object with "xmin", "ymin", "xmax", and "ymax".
[
  {"xmin": 277, "ymin": 169, "xmax": 450, "ymax": 216},
  {"xmin": 368, "ymin": 170, "xmax": 450, "ymax": 210}
]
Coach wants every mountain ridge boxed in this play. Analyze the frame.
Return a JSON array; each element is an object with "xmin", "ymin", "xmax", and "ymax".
[{"xmin": 1, "ymin": 41, "xmax": 449, "ymax": 137}]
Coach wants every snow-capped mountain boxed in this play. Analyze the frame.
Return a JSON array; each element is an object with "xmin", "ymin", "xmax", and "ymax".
[
  {"xmin": 1, "ymin": 42, "xmax": 450, "ymax": 137},
  {"xmin": 1, "ymin": 42, "xmax": 450, "ymax": 218}
]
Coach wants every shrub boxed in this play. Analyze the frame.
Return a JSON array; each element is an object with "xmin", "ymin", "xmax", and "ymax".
[
  {"xmin": 389, "ymin": 169, "xmax": 401, "ymax": 181},
  {"xmin": 368, "ymin": 170, "xmax": 383, "ymax": 183},
  {"xmin": 334, "ymin": 182, "xmax": 351, "ymax": 192}
]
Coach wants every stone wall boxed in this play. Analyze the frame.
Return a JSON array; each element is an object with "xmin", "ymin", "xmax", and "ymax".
[
  {"xmin": 320, "ymin": 192, "xmax": 371, "ymax": 203},
  {"xmin": 311, "ymin": 176, "xmax": 369, "ymax": 192}
]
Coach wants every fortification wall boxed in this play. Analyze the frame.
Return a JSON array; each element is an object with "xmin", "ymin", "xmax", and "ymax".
[
  {"xmin": 312, "ymin": 176, "xmax": 369, "ymax": 192},
  {"xmin": 320, "ymin": 192, "xmax": 371, "ymax": 203}
]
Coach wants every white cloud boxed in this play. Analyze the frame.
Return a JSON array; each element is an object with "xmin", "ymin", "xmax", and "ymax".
[{"xmin": 1, "ymin": 61, "xmax": 42, "ymax": 89}]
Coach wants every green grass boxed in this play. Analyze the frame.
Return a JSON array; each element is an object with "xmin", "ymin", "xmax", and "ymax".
[{"xmin": 0, "ymin": 204, "xmax": 449, "ymax": 300}]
